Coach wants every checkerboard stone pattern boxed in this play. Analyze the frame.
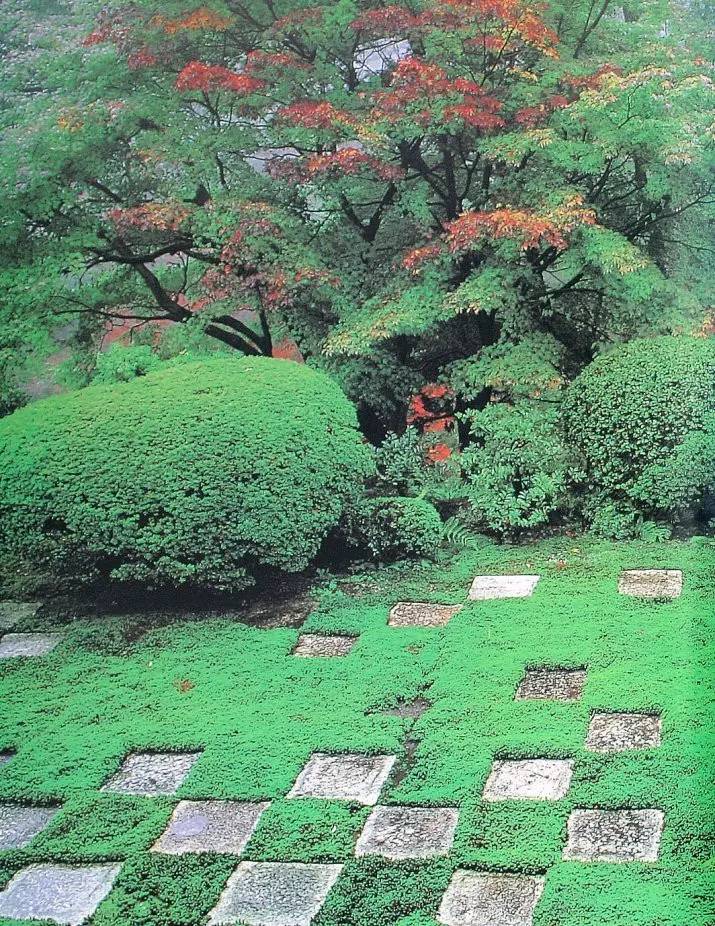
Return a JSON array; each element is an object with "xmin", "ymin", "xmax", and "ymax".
[
  {"xmin": 388, "ymin": 602, "xmax": 462, "ymax": 628},
  {"xmin": 483, "ymin": 759, "xmax": 573, "ymax": 801},
  {"xmin": 208, "ymin": 861, "xmax": 343, "ymax": 926},
  {"xmin": 153, "ymin": 800, "xmax": 269, "ymax": 854},
  {"xmin": 438, "ymin": 871, "xmax": 546, "ymax": 926},
  {"xmin": 586, "ymin": 713, "xmax": 662, "ymax": 752},
  {"xmin": 355, "ymin": 805, "xmax": 459, "ymax": 860},
  {"xmin": 618, "ymin": 569, "xmax": 683, "ymax": 599},
  {"xmin": 293, "ymin": 634, "xmax": 356, "ymax": 657},
  {"xmin": 468, "ymin": 575, "xmax": 540, "ymax": 601},
  {"xmin": 102, "ymin": 751, "xmax": 201, "ymax": 796},
  {"xmin": 515, "ymin": 668, "xmax": 586, "ymax": 701},
  {"xmin": 288, "ymin": 753, "xmax": 396, "ymax": 805},
  {"xmin": 0, "ymin": 863, "xmax": 121, "ymax": 926},
  {"xmin": 563, "ymin": 809, "xmax": 664, "ymax": 862},
  {"xmin": 0, "ymin": 632, "xmax": 63, "ymax": 659},
  {"xmin": 0, "ymin": 600, "xmax": 40, "ymax": 631},
  {"xmin": 0, "ymin": 804, "xmax": 60, "ymax": 849}
]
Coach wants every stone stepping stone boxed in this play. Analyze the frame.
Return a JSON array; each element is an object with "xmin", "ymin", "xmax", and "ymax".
[
  {"xmin": 207, "ymin": 861, "xmax": 343, "ymax": 926},
  {"xmin": 515, "ymin": 668, "xmax": 586, "ymax": 701},
  {"xmin": 0, "ymin": 751, "xmax": 14, "ymax": 767},
  {"xmin": 102, "ymin": 751, "xmax": 201, "ymax": 796},
  {"xmin": 483, "ymin": 759, "xmax": 573, "ymax": 801},
  {"xmin": 355, "ymin": 805, "xmax": 458, "ymax": 860},
  {"xmin": 0, "ymin": 632, "xmax": 63, "ymax": 659},
  {"xmin": 153, "ymin": 800, "xmax": 270, "ymax": 855},
  {"xmin": 293, "ymin": 634, "xmax": 356, "ymax": 657},
  {"xmin": 618, "ymin": 569, "xmax": 682, "ymax": 599},
  {"xmin": 0, "ymin": 862, "xmax": 121, "ymax": 926},
  {"xmin": 563, "ymin": 809, "xmax": 664, "ymax": 862},
  {"xmin": 586, "ymin": 712, "xmax": 662, "ymax": 752},
  {"xmin": 288, "ymin": 753, "xmax": 396, "ymax": 805},
  {"xmin": 388, "ymin": 602, "xmax": 462, "ymax": 628},
  {"xmin": 438, "ymin": 871, "xmax": 546, "ymax": 926},
  {"xmin": 0, "ymin": 804, "xmax": 60, "ymax": 849},
  {"xmin": 0, "ymin": 601, "xmax": 40, "ymax": 632},
  {"xmin": 468, "ymin": 575, "xmax": 540, "ymax": 601}
]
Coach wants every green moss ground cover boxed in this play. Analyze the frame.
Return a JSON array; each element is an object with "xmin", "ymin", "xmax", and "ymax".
[{"xmin": 0, "ymin": 537, "xmax": 713, "ymax": 925}]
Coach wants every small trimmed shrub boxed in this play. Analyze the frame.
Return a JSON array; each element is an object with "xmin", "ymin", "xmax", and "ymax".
[
  {"xmin": 562, "ymin": 336, "xmax": 715, "ymax": 535},
  {"xmin": 0, "ymin": 357, "xmax": 373, "ymax": 591},
  {"xmin": 342, "ymin": 496, "xmax": 443, "ymax": 561},
  {"xmin": 92, "ymin": 344, "xmax": 162, "ymax": 384}
]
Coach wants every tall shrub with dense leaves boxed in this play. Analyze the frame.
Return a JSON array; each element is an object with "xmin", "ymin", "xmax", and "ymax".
[{"xmin": 0, "ymin": 357, "xmax": 373, "ymax": 591}]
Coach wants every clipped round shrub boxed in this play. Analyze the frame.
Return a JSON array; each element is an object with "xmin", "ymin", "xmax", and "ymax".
[
  {"xmin": 92, "ymin": 344, "xmax": 162, "ymax": 384},
  {"xmin": 0, "ymin": 357, "xmax": 373, "ymax": 591},
  {"xmin": 343, "ymin": 496, "xmax": 442, "ymax": 561},
  {"xmin": 562, "ymin": 336, "xmax": 715, "ymax": 532}
]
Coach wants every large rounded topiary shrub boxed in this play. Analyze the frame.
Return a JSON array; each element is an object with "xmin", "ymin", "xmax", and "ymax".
[
  {"xmin": 562, "ymin": 336, "xmax": 715, "ymax": 535},
  {"xmin": 0, "ymin": 357, "xmax": 373, "ymax": 591}
]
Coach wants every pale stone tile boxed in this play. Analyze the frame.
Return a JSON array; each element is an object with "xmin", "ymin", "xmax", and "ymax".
[
  {"xmin": 564, "ymin": 809, "xmax": 664, "ymax": 862},
  {"xmin": 102, "ymin": 751, "xmax": 201, "ymax": 796},
  {"xmin": 0, "ymin": 863, "xmax": 121, "ymax": 926},
  {"xmin": 515, "ymin": 668, "xmax": 586, "ymax": 701},
  {"xmin": 293, "ymin": 634, "xmax": 356, "ymax": 657},
  {"xmin": 355, "ymin": 805, "xmax": 458, "ymax": 859},
  {"xmin": 438, "ymin": 871, "xmax": 546, "ymax": 926},
  {"xmin": 468, "ymin": 576, "xmax": 539, "ymax": 601},
  {"xmin": 483, "ymin": 759, "xmax": 573, "ymax": 801},
  {"xmin": 288, "ymin": 753, "xmax": 396, "ymax": 805},
  {"xmin": 0, "ymin": 633, "xmax": 63, "ymax": 659},
  {"xmin": 618, "ymin": 570, "xmax": 682, "ymax": 599},
  {"xmin": 388, "ymin": 602, "xmax": 462, "ymax": 628},
  {"xmin": 586, "ymin": 713, "xmax": 662, "ymax": 752},
  {"xmin": 153, "ymin": 800, "xmax": 269, "ymax": 855}
]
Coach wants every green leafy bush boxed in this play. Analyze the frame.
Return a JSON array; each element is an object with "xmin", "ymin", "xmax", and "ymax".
[
  {"xmin": 562, "ymin": 336, "xmax": 715, "ymax": 536},
  {"xmin": 342, "ymin": 496, "xmax": 443, "ymax": 561},
  {"xmin": 0, "ymin": 357, "xmax": 372, "ymax": 591},
  {"xmin": 92, "ymin": 344, "xmax": 162, "ymax": 384}
]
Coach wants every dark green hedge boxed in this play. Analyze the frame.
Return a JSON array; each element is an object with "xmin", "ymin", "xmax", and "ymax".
[{"xmin": 0, "ymin": 357, "xmax": 373, "ymax": 591}]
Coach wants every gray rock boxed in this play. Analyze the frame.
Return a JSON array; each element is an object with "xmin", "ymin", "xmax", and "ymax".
[
  {"xmin": 153, "ymin": 800, "xmax": 270, "ymax": 854},
  {"xmin": 618, "ymin": 570, "xmax": 682, "ymax": 599},
  {"xmin": 0, "ymin": 633, "xmax": 63, "ymax": 659},
  {"xmin": 563, "ymin": 809, "xmax": 664, "ymax": 862},
  {"xmin": 468, "ymin": 576, "xmax": 540, "ymax": 601},
  {"xmin": 355, "ymin": 805, "xmax": 458, "ymax": 860},
  {"xmin": 207, "ymin": 861, "xmax": 343, "ymax": 926},
  {"xmin": 0, "ymin": 601, "xmax": 40, "ymax": 631},
  {"xmin": 438, "ymin": 871, "xmax": 546, "ymax": 926},
  {"xmin": 586, "ymin": 713, "xmax": 662, "ymax": 752},
  {"xmin": 293, "ymin": 634, "xmax": 357, "ymax": 657},
  {"xmin": 288, "ymin": 753, "xmax": 396, "ymax": 805},
  {"xmin": 483, "ymin": 759, "xmax": 573, "ymax": 801},
  {"xmin": 0, "ymin": 863, "xmax": 121, "ymax": 926},
  {"xmin": 0, "ymin": 752, "xmax": 14, "ymax": 767},
  {"xmin": 388, "ymin": 603, "xmax": 462, "ymax": 628},
  {"xmin": 0, "ymin": 804, "xmax": 60, "ymax": 849},
  {"xmin": 515, "ymin": 668, "xmax": 586, "ymax": 701},
  {"xmin": 102, "ymin": 751, "xmax": 201, "ymax": 796}
]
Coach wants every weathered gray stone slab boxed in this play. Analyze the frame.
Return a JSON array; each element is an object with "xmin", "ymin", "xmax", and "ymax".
[
  {"xmin": 293, "ymin": 634, "xmax": 356, "ymax": 657},
  {"xmin": 586, "ymin": 713, "xmax": 662, "ymax": 752},
  {"xmin": 288, "ymin": 753, "xmax": 396, "ymax": 805},
  {"xmin": 0, "ymin": 601, "xmax": 40, "ymax": 631},
  {"xmin": 483, "ymin": 759, "xmax": 573, "ymax": 801},
  {"xmin": 0, "ymin": 804, "xmax": 60, "ymax": 849},
  {"xmin": 468, "ymin": 576, "xmax": 539, "ymax": 601},
  {"xmin": 618, "ymin": 569, "xmax": 682, "ymax": 599},
  {"xmin": 0, "ymin": 863, "xmax": 121, "ymax": 925},
  {"xmin": 102, "ymin": 751, "xmax": 201, "ymax": 796},
  {"xmin": 355, "ymin": 805, "xmax": 458, "ymax": 859},
  {"xmin": 153, "ymin": 800, "xmax": 269, "ymax": 854},
  {"xmin": 515, "ymin": 668, "xmax": 586, "ymax": 701},
  {"xmin": 0, "ymin": 751, "xmax": 13, "ymax": 767},
  {"xmin": 563, "ymin": 809, "xmax": 664, "ymax": 862},
  {"xmin": 208, "ymin": 861, "xmax": 343, "ymax": 926},
  {"xmin": 388, "ymin": 602, "xmax": 462, "ymax": 628},
  {"xmin": 0, "ymin": 632, "xmax": 63, "ymax": 659},
  {"xmin": 438, "ymin": 871, "xmax": 546, "ymax": 926}
]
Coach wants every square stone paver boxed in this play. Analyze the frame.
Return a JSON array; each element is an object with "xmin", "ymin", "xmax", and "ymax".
[
  {"xmin": 0, "ymin": 863, "xmax": 121, "ymax": 926},
  {"xmin": 355, "ymin": 805, "xmax": 459, "ymax": 859},
  {"xmin": 102, "ymin": 751, "xmax": 201, "ymax": 796},
  {"xmin": 563, "ymin": 809, "xmax": 664, "ymax": 862},
  {"xmin": 483, "ymin": 759, "xmax": 573, "ymax": 801},
  {"xmin": 293, "ymin": 634, "xmax": 357, "ymax": 657},
  {"xmin": 153, "ymin": 800, "xmax": 269, "ymax": 854},
  {"xmin": 0, "ymin": 601, "xmax": 40, "ymax": 631},
  {"xmin": 438, "ymin": 871, "xmax": 546, "ymax": 926},
  {"xmin": 515, "ymin": 668, "xmax": 586, "ymax": 701},
  {"xmin": 618, "ymin": 570, "xmax": 682, "ymax": 599},
  {"xmin": 0, "ymin": 633, "xmax": 63, "ymax": 659},
  {"xmin": 468, "ymin": 576, "xmax": 540, "ymax": 601},
  {"xmin": 288, "ymin": 753, "xmax": 396, "ymax": 805},
  {"xmin": 208, "ymin": 861, "xmax": 343, "ymax": 926},
  {"xmin": 388, "ymin": 602, "xmax": 462, "ymax": 628},
  {"xmin": 0, "ymin": 804, "xmax": 60, "ymax": 849},
  {"xmin": 586, "ymin": 713, "xmax": 662, "ymax": 752}
]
